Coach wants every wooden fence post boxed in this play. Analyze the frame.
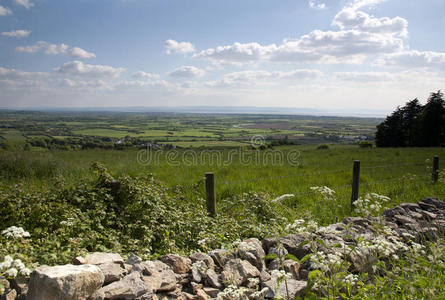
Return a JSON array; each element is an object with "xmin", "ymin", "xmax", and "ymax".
[
  {"xmin": 433, "ymin": 156, "xmax": 439, "ymax": 183},
  {"xmin": 205, "ymin": 172, "xmax": 216, "ymax": 217},
  {"xmin": 351, "ymin": 160, "xmax": 360, "ymax": 207}
]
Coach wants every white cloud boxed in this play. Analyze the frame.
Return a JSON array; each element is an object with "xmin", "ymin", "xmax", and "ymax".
[
  {"xmin": 194, "ymin": 42, "xmax": 275, "ymax": 64},
  {"xmin": 1, "ymin": 30, "xmax": 31, "ymax": 38},
  {"xmin": 0, "ymin": 5, "xmax": 12, "ymax": 16},
  {"xmin": 374, "ymin": 51, "xmax": 445, "ymax": 69},
  {"xmin": 334, "ymin": 71, "xmax": 395, "ymax": 81},
  {"xmin": 16, "ymin": 41, "xmax": 96, "ymax": 59},
  {"xmin": 348, "ymin": 0, "xmax": 386, "ymax": 10},
  {"xmin": 308, "ymin": 0, "xmax": 326, "ymax": 10},
  {"xmin": 333, "ymin": 8, "xmax": 408, "ymax": 37},
  {"xmin": 195, "ymin": 29, "xmax": 403, "ymax": 65},
  {"xmin": 168, "ymin": 66, "xmax": 205, "ymax": 78},
  {"xmin": 55, "ymin": 61, "xmax": 125, "ymax": 78},
  {"xmin": 132, "ymin": 71, "xmax": 161, "ymax": 79},
  {"xmin": 206, "ymin": 69, "xmax": 323, "ymax": 87},
  {"xmin": 16, "ymin": 41, "xmax": 68, "ymax": 54},
  {"xmin": 59, "ymin": 78, "xmax": 111, "ymax": 91},
  {"xmin": 13, "ymin": 0, "xmax": 34, "ymax": 9},
  {"xmin": 0, "ymin": 66, "xmax": 48, "ymax": 79},
  {"xmin": 118, "ymin": 79, "xmax": 175, "ymax": 90},
  {"xmin": 68, "ymin": 47, "xmax": 96, "ymax": 59},
  {"xmin": 165, "ymin": 39, "xmax": 195, "ymax": 54}
]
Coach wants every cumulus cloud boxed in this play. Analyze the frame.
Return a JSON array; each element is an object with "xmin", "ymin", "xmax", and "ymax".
[
  {"xmin": 348, "ymin": 0, "xmax": 386, "ymax": 10},
  {"xmin": 0, "ymin": 5, "xmax": 12, "ymax": 16},
  {"xmin": 195, "ymin": 29, "xmax": 403, "ymax": 65},
  {"xmin": 206, "ymin": 69, "xmax": 323, "ymax": 87},
  {"xmin": 333, "ymin": 8, "xmax": 408, "ymax": 37},
  {"xmin": 67, "ymin": 47, "xmax": 96, "ymax": 59},
  {"xmin": 308, "ymin": 0, "xmax": 326, "ymax": 10},
  {"xmin": 168, "ymin": 66, "xmax": 205, "ymax": 78},
  {"xmin": 16, "ymin": 41, "xmax": 68, "ymax": 54},
  {"xmin": 16, "ymin": 41, "xmax": 96, "ymax": 59},
  {"xmin": 194, "ymin": 42, "xmax": 275, "ymax": 64},
  {"xmin": 0, "ymin": 66, "xmax": 48, "ymax": 79},
  {"xmin": 13, "ymin": 0, "xmax": 33, "ymax": 9},
  {"xmin": 132, "ymin": 71, "xmax": 161, "ymax": 79},
  {"xmin": 165, "ymin": 39, "xmax": 195, "ymax": 54},
  {"xmin": 1, "ymin": 30, "xmax": 31, "ymax": 38},
  {"xmin": 55, "ymin": 61, "xmax": 125, "ymax": 78},
  {"xmin": 334, "ymin": 71, "xmax": 395, "ymax": 81},
  {"xmin": 374, "ymin": 51, "xmax": 445, "ymax": 69}
]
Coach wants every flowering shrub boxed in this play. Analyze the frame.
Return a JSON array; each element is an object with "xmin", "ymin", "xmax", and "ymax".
[
  {"xmin": 353, "ymin": 193, "xmax": 390, "ymax": 216},
  {"xmin": 0, "ymin": 255, "xmax": 31, "ymax": 278},
  {"xmin": 1, "ymin": 226, "xmax": 30, "ymax": 239},
  {"xmin": 284, "ymin": 218, "xmax": 318, "ymax": 234},
  {"xmin": 310, "ymin": 186, "xmax": 335, "ymax": 200},
  {"xmin": 0, "ymin": 163, "xmax": 285, "ymax": 266}
]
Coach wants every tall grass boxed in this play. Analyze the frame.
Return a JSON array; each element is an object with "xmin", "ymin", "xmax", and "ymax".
[{"xmin": 1, "ymin": 145, "xmax": 444, "ymax": 224}]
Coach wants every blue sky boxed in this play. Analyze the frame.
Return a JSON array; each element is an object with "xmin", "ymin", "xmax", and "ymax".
[{"xmin": 0, "ymin": 0, "xmax": 444, "ymax": 111}]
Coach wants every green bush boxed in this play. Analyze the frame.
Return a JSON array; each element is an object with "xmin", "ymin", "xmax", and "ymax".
[
  {"xmin": 317, "ymin": 144, "xmax": 329, "ymax": 150},
  {"xmin": 359, "ymin": 141, "xmax": 373, "ymax": 148},
  {"xmin": 0, "ymin": 163, "xmax": 285, "ymax": 266}
]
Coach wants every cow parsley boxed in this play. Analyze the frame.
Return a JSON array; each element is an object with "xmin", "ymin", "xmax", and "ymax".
[{"xmin": 1, "ymin": 226, "xmax": 30, "ymax": 239}]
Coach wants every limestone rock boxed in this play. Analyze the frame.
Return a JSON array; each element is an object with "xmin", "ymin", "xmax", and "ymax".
[
  {"xmin": 139, "ymin": 261, "xmax": 176, "ymax": 292},
  {"xmin": 3, "ymin": 289, "xmax": 17, "ymax": 300},
  {"xmin": 237, "ymin": 238, "xmax": 266, "ymax": 271},
  {"xmin": 27, "ymin": 264, "xmax": 104, "ymax": 300},
  {"xmin": 189, "ymin": 253, "xmax": 214, "ymax": 270},
  {"xmin": 203, "ymin": 287, "xmax": 219, "ymax": 298},
  {"xmin": 126, "ymin": 253, "xmax": 143, "ymax": 266},
  {"xmin": 195, "ymin": 289, "xmax": 210, "ymax": 300},
  {"xmin": 98, "ymin": 262, "xmax": 126, "ymax": 284},
  {"xmin": 207, "ymin": 250, "xmax": 235, "ymax": 270},
  {"xmin": 279, "ymin": 234, "xmax": 309, "ymax": 259},
  {"xmin": 82, "ymin": 253, "xmax": 124, "ymax": 266},
  {"xmin": 190, "ymin": 261, "xmax": 208, "ymax": 284},
  {"xmin": 162, "ymin": 254, "xmax": 191, "ymax": 274},
  {"xmin": 205, "ymin": 269, "xmax": 222, "ymax": 289},
  {"xmin": 283, "ymin": 259, "xmax": 300, "ymax": 280},
  {"xmin": 100, "ymin": 272, "xmax": 152, "ymax": 300},
  {"xmin": 262, "ymin": 277, "xmax": 307, "ymax": 299},
  {"xmin": 221, "ymin": 259, "xmax": 260, "ymax": 287}
]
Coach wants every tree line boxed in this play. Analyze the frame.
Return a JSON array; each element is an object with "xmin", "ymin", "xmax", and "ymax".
[{"xmin": 376, "ymin": 91, "xmax": 445, "ymax": 147}]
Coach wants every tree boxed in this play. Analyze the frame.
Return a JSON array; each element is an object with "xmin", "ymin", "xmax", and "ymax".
[
  {"xmin": 375, "ymin": 91, "xmax": 445, "ymax": 147},
  {"xmin": 416, "ymin": 91, "xmax": 445, "ymax": 146},
  {"xmin": 375, "ymin": 107, "xmax": 404, "ymax": 147},
  {"xmin": 401, "ymin": 99, "xmax": 423, "ymax": 146}
]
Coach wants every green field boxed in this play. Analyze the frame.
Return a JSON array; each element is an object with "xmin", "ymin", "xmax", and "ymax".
[
  {"xmin": 1, "ymin": 112, "xmax": 445, "ymax": 299},
  {"xmin": 1, "ymin": 145, "xmax": 443, "ymax": 223},
  {"xmin": 0, "ymin": 111, "xmax": 380, "ymax": 148}
]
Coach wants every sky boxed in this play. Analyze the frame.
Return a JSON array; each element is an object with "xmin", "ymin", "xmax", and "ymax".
[{"xmin": 0, "ymin": 0, "xmax": 444, "ymax": 111}]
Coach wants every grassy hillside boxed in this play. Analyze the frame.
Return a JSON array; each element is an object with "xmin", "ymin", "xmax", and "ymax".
[{"xmin": 1, "ymin": 145, "xmax": 444, "ymax": 225}]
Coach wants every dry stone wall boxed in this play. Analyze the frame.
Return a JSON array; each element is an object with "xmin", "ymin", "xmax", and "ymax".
[{"xmin": 2, "ymin": 197, "xmax": 445, "ymax": 300}]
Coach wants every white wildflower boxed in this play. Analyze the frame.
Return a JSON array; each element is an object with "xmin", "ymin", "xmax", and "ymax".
[
  {"xmin": 344, "ymin": 274, "xmax": 359, "ymax": 286},
  {"xmin": 273, "ymin": 194, "xmax": 294, "ymax": 203},
  {"xmin": 271, "ymin": 269, "xmax": 292, "ymax": 279},
  {"xmin": 310, "ymin": 186, "xmax": 336, "ymax": 200},
  {"xmin": 5, "ymin": 268, "xmax": 18, "ymax": 277},
  {"xmin": 21, "ymin": 267, "xmax": 32, "ymax": 276},
  {"xmin": 0, "ymin": 255, "xmax": 13, "ymax": 270},
  {"xmin": 1, "ymin": 226, "xmax": 30, "ymax": 239}
]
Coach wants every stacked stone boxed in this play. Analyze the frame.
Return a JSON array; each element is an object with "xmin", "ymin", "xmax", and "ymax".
[{"xmin": 2, "ymin": 197, "xmax": 445, "ymax": 300}]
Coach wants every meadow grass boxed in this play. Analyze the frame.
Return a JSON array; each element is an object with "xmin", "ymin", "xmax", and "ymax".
[{"xmin": 1, "ymin": 144, "xmax": 444, "ymax": 225}]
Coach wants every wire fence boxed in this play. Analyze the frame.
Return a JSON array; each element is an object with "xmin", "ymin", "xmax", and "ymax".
[{"xmin": 200, "ymin": 157, "xmax": 439, "ymax": 216}]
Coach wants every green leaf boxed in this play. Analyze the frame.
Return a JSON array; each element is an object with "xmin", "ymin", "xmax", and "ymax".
[
  {"xmin": 300, "ymin": 253, "xmax": 312, "ymax": 263},
  {"xmin": 308, "ymin": 269, "xmax": 322, "ymax": 281}
]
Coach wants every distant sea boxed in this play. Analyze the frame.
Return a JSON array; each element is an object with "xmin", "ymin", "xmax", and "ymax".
[{"xmin": 0, "ymin": 106, "xmax": 389, "ymax": 118}]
